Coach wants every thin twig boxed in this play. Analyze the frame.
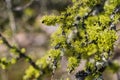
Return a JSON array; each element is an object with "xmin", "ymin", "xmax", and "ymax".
[
  {"xmin": 5, "ymin": 0, "xmax": 16, "ymax": 34},
  {"xmin": 0, "ymin": 33, "xmax": 40, "ymax": 70},
  {"xmin": 117, "ymin": 72, "xmax": 120, "ymax": 80},
  {"xmin": 13, "ymin": 0, "xmax": 34, "ymax": 11}
]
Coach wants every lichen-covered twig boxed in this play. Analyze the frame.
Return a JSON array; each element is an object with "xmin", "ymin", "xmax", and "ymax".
[{"xmin": 0, "ymin": 33, "xmax": 40, "ymax": 70}]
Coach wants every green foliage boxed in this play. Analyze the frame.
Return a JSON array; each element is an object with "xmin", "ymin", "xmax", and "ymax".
[
  {"xmin": 0, "ymin": 0, "xmax": 120, "ymax": 80},
  {"xmin": 107, "ymin": 61, "xmax": 120, "ymax": 73},
  {"xmin": 67, "ymin": 57, "xmax": 79, "ymax": 73},
  {"xmin": 42, "ymin": 15, "xmax": 60, "ymax": 25},
  {"xmin": 0, "ymin": 57, "xmax": 17, "ymax": 69},
  {"xmin": 40, "ymin": 0, "xmax": 120, "ymax": 80},
  {"xmin": 23, "ymin": 66, "xmax": 40, "ymax": 80}
]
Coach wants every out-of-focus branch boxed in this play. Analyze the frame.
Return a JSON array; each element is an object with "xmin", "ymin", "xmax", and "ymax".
[
  {"xmin": 117, "ymin": 72, "xmax": 120, "ymax": 80},
  {"xmin": 5, "ymin": 0, "xmax": 16, "ymax": 34},
  {"xmin": 13, "ymin": 0, "xmax": 34, "ymax": 11},
  {"xmin": 0, "ymin": 33, "xmax": 40, "ymax": 70},
  {"xmin": 0, "ymin": 70, "xmax": 8, "ymax": 80}
]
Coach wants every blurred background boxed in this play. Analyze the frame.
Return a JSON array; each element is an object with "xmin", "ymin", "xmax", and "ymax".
[
  {"xmin": 0, "ymin": 0, "xmax": 120, "ymax": 80},
  {"xmin": 0, "ymin": 0, "xmax": 71, "ymax": 80}
]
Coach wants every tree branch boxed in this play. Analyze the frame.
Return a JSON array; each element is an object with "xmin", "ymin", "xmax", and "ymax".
[
  {"xmin": 0, "ymin": 33, "xmax": 40, "ymax": 70},
  {"xmin": 5, "ymin": 0, "xmax": 16, "ymax": 34},
  {"xmin": 13, "ymin": 0, "xmax": 34, "ymax": 11}
]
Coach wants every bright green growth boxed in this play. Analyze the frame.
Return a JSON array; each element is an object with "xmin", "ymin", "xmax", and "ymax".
[
  {"xmin": 39, "ymin": 0, "xmax": 119, "ymax": 79},
  {"xmin": 1, "ymin": 0, "xmax": 119, "ymax": 80},
  {"xmin": 67, "ymin": 57, "xmax": 79, "ymax": 73}
]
